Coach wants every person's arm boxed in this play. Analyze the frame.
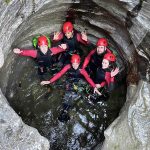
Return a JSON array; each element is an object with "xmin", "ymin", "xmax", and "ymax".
[
  {"xmin": 50, "ymin": 64, "xmax": 71, "ymax": 83},
  {"xmin": 40, "ymin": 64, "xmax": 71, "ymax": 85},
  {"xmin": 50, "ymin": 45, "xmax": 66, "ymax": 55},
  {"xmin": 76, "ymin": 33, "xmax": 90, "ymax": 45},
  {"xmin": 101, "ymin": 72, "xmax": 113, "ymax": 87},
  {"xmin": 111, "ymin": 67, "xmax": 119, "ymax": 77},
  {"xmin": 82, "ymin": 49, "xmax": 95, "ymax": 69},
  {"xmin": 80, "ymin": 69, "xmax": 96, "ymax": 88},
  {"xmin": 13, "ymin": 48, "xmax": 37, "ymax": 58},
  {"xmin": 106, "ymin": 48, "xmax": 112, "ymax": 53},
  {"xmin": 100, "ymin": 81, "xmax": 106, "ymax": 87},
  {"xmin": 80, "ymin": 69, "xmax": 102, "ymax": 96},
  {"xmin": 52, "ymin": 32, "xmax": 64, "ymax": 42}
]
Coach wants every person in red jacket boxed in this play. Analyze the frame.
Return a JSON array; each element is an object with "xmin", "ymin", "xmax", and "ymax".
[
  {"xmin": 40, "ymin": 54, "xmax": 100, "ymax": 94},
  {"xmin": 82, "ymin": 38, "xmax": 113, "ymax": 78},
  {"xmin": 13, "ymin": 35, "xmax": 66, "ymax": 78},
  {"xmin": 94, "ymin": 53, "xmax": 119, "ymax": 93},
  {"xmin": 52, "ymin": 21, "xmax": 91, "ymax": 66},
  {"xmin": 88, "ymin": 53, "xmax": 119, "ymax": 103}
]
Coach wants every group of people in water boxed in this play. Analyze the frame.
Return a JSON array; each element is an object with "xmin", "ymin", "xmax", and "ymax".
[{"xmin": 13, "ymin": 21, "xmax": 119, "ymax": 121}]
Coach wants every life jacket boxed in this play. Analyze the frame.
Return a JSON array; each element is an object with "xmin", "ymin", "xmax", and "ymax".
[
  {"xmin": 95, "ymin": 67, "xmax": 106, "ymax": 84},
  {"xmin": 36, "ymin": 49, "xmax": 53, "ymax": 67},
  {"xmin": 61, "ymin": 31, "xmax": 80, "ymax": 54},
  {"xmin": 91, "ymin": 51, "xmax": 106, "ymax": 68},
  {"xmin": 68, "ymin": 66, "xmax": 82, "ymax": 79},
  {"xmin": 95, "ymin": 67, "xmax": 114, "ymax": 90},
  {"xmin": 90, "ymin": 49, "xmax": 112, "ymax": 68}
]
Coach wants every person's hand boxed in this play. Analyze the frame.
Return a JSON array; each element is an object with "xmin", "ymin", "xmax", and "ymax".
[
  {"xmin": 111, "ymin": 67, "xmax": 119, "ymax": 77},
  {"xmin": 95, "ymin": 84, "xmax": 101, "ymax": 89},
  {"xmin": 13, "ymin": 48, "xmax": 22, "ymax": 54},
  {"xmin": 59, "ymin": 44, "xmax": 67, "ymax": 50},
  {"xmin": 94, "ymin": 87, "xmax": 102, "ymax": 96},
  {"xmin": 40, "ymin": 81, "xmax": 50, "ymax": 85},
  {"xmin": 53, "ymin": 31, "xmax": 61, "ymax": 40},
  {"xmin": 81, "ymin": 31, "xmax": 87, "ymax": 42}
]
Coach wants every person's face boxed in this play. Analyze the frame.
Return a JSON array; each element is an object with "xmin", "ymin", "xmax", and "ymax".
[
  {"xmin": 102, "ymin": 59, "xmax": 110, "ymax": 69},
  {"xmin": 97, "ymin": 46, "xmax": 106, "ymax": 55},
  {"xmin": 65, "ymin": 31, "xmax": 73, "ymax": 39},
  {"xmin": 72, "ymin": 62, "xmax": 80, "ymax": 70},
  {"xmin": 40, "ymin": 45, "xmax": 48, "ymax": 54}
]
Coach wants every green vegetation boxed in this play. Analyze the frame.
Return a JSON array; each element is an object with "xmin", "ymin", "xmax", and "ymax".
[{"xmin": 5, "ymin": 0, "xmax": 11, "ymax": 4}]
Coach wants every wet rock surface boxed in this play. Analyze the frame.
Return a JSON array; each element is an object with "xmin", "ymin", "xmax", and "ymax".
[
  {"xmin": 99, "ymin": 81, "xmax": 150, "ymax": 150},
  {"xmin": 0, "ymin": 89, "xmax": 49, "ymax": 150}
]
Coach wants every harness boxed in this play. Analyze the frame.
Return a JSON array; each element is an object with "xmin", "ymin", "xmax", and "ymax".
[
  {"xmin": 68, "ymin": 67, "xmax": 82, "ymax": 79},
  {"xmin": 91, "ymin": 51, "xmax": 106, "ymax": 69},
  {"xmin": 61, "ymin": 31, "xmax": 81, "ymax": 54},
  {"xmin": 36, "ymin": 49, "xmax": 53, "ymax": 68}
]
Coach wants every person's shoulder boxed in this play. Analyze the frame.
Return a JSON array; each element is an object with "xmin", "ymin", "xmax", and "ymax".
[
  {"xmin": 106, "ymin": 48, "xmax": 112, "ymax": 53},
  {"xmin": 90, "ymin": 49, "xmax": 96, "ymax": 54},
  {"xmin": 64, "ymin": 64, "xmax": 71, "ymax": 69}
]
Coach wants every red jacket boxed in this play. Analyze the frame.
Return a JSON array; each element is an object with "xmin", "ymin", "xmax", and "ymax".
[
  {"xmin": 49, "ymin": 64, "xmax": 96, "ymax": 88},
  {"xmin": 95, "ymin": 67, "xmax": 115, "ymax": 88},
  {"xmin": 52, "ymin": 32, "xmax": 90, "ymax": 45},
  {"xmin": 82, "ymin": 48, "xmax": 112, "ymax": 69},
  {"xmin": 19, "ymin": 46, "xmax": 65, "ymax": 58},
  {"xmin": 100, "ymin": 72, "xmax": 114, "ymax": 88}
]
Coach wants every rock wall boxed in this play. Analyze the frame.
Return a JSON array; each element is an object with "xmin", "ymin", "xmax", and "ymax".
[
  {"xmin": 100, "ymin": 0, "xmax": 150, "ymax": 149},
  {"xmin": 100, "ymin": 81, "xmax": 150, "ymax": 150},
  {"xmin": 0, "ymin": 90, "xmax": 49, "ymax": 150}
]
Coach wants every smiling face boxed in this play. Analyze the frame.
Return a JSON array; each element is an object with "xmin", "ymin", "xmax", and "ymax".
[
  {"xmin": 97, "ymin": 46, "xmax": 106, "ymax": 55},
  {"xmin": 39, "ymin": 45, "xmax": 48, "ymax": 54},
  {"xmin": 65, "ymin": 31, "xmax": 74, "ymax": 39},
  {"xmin": 72, "ymin": 62, "xmax": 80, "ymax": 70},
  {"xmin": 102, "ymin": 59, "xmax": 110, "ymax": 69}
]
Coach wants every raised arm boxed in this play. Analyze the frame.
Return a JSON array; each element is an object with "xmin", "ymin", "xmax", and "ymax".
[
  {"xmin": 50, "ymin": 45, "xmax": 67, "ymax": 55},
  {"xmin": 52, "ymin": 32, "xmax": 64, "ymax": 43},
  {"xmin": 76, "ymin": 32, "xmax": 90, "ymax": 45}
]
